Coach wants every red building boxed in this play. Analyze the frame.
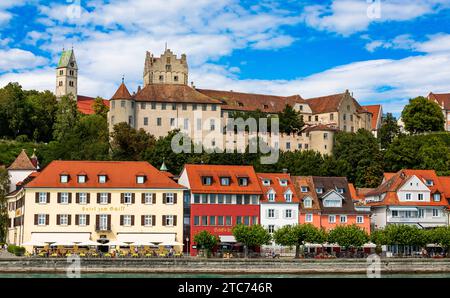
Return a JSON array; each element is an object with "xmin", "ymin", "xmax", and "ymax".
[{"xmin": 178, "ymin": 164, "xmax": 263, "ymax": 256}]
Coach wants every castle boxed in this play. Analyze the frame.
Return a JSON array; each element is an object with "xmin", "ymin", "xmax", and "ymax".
[{"xmin": 55, "ymin": 48, "xmax": 382, "ymax": 155}]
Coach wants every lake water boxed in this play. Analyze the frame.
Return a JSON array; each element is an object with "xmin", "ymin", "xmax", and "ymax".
[{"xmin": 1, "ymin": 273, "xmax": 449, "ymax": 278}]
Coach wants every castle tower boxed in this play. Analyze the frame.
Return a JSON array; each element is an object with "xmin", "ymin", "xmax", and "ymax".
[
  {"xmin": 108, "ymin": 80, "xmax": 135, "ymax": 133},
  {"xmin": 143, "ymin": 48, "xmax": 188, "ymax": 86},
  {"xmin": 56, "ymin": 49, "xmax": 78, "ymax": 101}
]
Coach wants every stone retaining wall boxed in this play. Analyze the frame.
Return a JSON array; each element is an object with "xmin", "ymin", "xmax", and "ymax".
[{"xmin": 1, "ymin": 258, "xmax": 450, "ymax": 274}]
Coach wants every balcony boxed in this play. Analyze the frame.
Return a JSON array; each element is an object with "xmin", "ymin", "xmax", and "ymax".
[
  {"xmin": 95, "ymin": 225, "xmax": 111, "ymax": 232},
  {"xmin": 387, "ymin": 216, "xmax": 447, "ymax": 225}
]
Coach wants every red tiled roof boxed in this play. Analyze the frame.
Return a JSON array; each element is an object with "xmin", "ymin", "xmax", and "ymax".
[
  {"xmin": 8, "ymin": 149, "xmax": 37, "ymax": 170},
  {"xmin": 197, "ymin": 89, "xmax": 305, "ymax": 113},
  {"xmin": 111, "ymin": 82, "xmax": 132, "ymax": 100},
  {"xmin": 306, "ymin": 93, "xmax": 344, "ymax": 114},
  {"xmin": 77, "ymin": 96, "xmax": 110, "ymax": 115},
  {"xmin": 303, "ymin": 124, "xmax": 338, "ymax": 132},
  {"xmin": 291, "ymin": 176, "xmax": 321, "ymax": 212},
  {"xmin": 428, "ymin": 92, "xmax": 450, "ymax": 110},
  {"xmin": 438, "ymin": 176, "xmax": 450, "ymax": 199},
  {"xmin": 26, "ymin": 161, "xmax": 184, "ymax": 189},
  {"xmin": 383, "ymin": 172, "xmax": 396, "ymax": 181},
  {"xmin": 257, "ymin": 173, "xmax": 299, "ymax": 203},
  {"xmin": 134, "ymin": 84, "xmax": 221, "ymax": 104},
  {"xmin": 182, "ymin": 164, "xmax": 262, "ymax": 194},
  {"xmin": 348, "ymin": 183, "xmax": 374, "ymax": 201},
  {"xmin": 362, "ymin": 104, "xmax": 382, "ymax": 130},
  {"xmin": 366, "ymin": 169, "xmax": 450, "ymax": 207}
]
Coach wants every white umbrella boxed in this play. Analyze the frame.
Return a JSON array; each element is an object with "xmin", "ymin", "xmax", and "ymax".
[
  {"xmin": 77, "ymin": 240, "xmax": 100, "ymax": 246},
  {"xmin": 50, "ymin": 241, "xmax": 75, "ymax": 247},
  {"xmin": 159, "ymin": 241, "xmax": 184, "ymax": 246},
  {"xmin": 22, "ymin": 241, "xmax": 47, "ymax": 246},
  {"xmin": 363, "ymin": 242, "xmax": 377, "ymax": 248},
  {"xmin": 108, "ymin": 241, "xmax": 128, "ymax": 247},
  {"xmin": 131, "ymin": 241, "xmax": 153, "ymax": 246}
]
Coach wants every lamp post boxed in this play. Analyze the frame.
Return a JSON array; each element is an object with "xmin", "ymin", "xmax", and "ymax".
[{"xmin": 186, "ymin": 237, "xmax": 190, "ymax": 256}]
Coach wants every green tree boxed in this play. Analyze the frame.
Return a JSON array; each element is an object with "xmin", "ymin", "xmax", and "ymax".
[
  {"xmin": 378, "ymin": 113, "xmax": 400, "ymax": 149},
  {"xmin": 193, "ymin": 230, "xmax": 219, "ymax": 257},
  {"xmin": 232, "ymin": 224, "xmax": 272, "ymax": 258},
  {"xmin": 53, "ymin": 94, "xmax": 80, "ymax": 141},
  {"xmin": 25, "ymin": 90, "xmax": 58, "ymax": 142},
  {"xmin": 278, "ymin": 104, "xmax": 304, "ymax": 134},
  {"xmin": 401, "ymin": 96, "xmax": 445, "ymax": 134},
  {"xmin": 273, "ymin": 224, "xmax": 326, "ymax": 258},
  {"xmin": 383, "ymin": 224, "xmax": 428, "ymax": 256},
  {"xmin": 93, "ymin": 97, "xmax": 109, "ymax": 117},
  {"xmin": 0, "ymin": 167, "xmax": 10, "ymax": 243},
  {"xmin": 0, "ymin": 83, "xmax": 26, "ymax": 138},
  {"xmin": 327, "ymin": 225, "xmax": 369, "ymax": 250},
  {"xmin": 429, "ymin": 227, "xmax": 450, "ymax": 257},
  {"xmin": 110, "ymin": 122, "xmax": 156, "ymax": 161},
  {"xmin": 370, "ymin": 229, "xmax": 387, "ymax": 254}
]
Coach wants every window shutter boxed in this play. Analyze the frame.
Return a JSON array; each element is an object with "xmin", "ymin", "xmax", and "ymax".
[
  {"xmin": 75, "ymin": 215, "xmax": 79, "ymax": 225},
  {"xmin": 57, "ymin": 193, "xmax": 61, "ymax": 203},
  {"xmin": 35, "ymin": 193, "xmax": 39, "ymax": 203},
  {"xmin": 76, "ymin": 193, "xmax": 80, "ymax": 204},
  {"xmin": 108, "ymin": 193, "xmax": 111, "ymax": 204},
  {"xmin": 57, "ymin": 214, "xmax": 60, "ymax": 225},
  {"xmin": 68, "ymin": 215, "xmax": 72, "ymax": 225},
  {"xmin": 107, "ymin": 215, "xmax": 111, "ymax": 230},
  {"xmin": 174, "ymin": 193, "xmax": 177, "ymax": 204},
  {"xmin": 96, "ymin": 215, "xmax": 100, "ymax": 230},
  {"xmin": 131, "ymin": 215, "xmax": 135, "ymax": 226},
  {"xmin": 47, "ymin": 193, "xmax": 50, "ymax": 203},
  {"xmin": 97, "ymin": 193, "xmax": 100, "ymax": 204},
  {"xmin": 34, "ymin": 214, "xmax": 38, "ymax": 225},
  {"xmin": 141, "ymin": 215, "xmax": 145, "ymax": 226},
  {"xmin": 152, "ymin": 215, "xmax": 156, "ymax": 226},
  {"xmin": 141, "ymin": 193, "xmax": 145, "ymax": 204},
  {"xmin": 120, "ymin": 193, "xmax": 124, "ymax": 204},
  {"xmin": 120, "ymin": 215, "xmax": 124, "ymax": 226},
  {"xmin": 132, "ymin": 193, "xmax": 135, "ymax": 204},
  {"xmin": 46, "ymin": 214, "xmax": 49, "ymax": 225},
  {"xmin": 86, "ymin": 215, "xmax": 90, "ymax": 226},
  {"xmin": 162, "ymin": 215, "xmax": 166, "ymax": 226},
  {"xmin": 173, "ymin": 215, "xmax": 177, "ymax": 226},
  {"xmin": 68, "ymin": 193, "xmax": 72, "ymax": 204},
  {"xmin": 163, "ymin": 193, "xmax": 166, "ymax": 204},
  {"xmin": 87, "ymin": 193, "xmax": 90, "ymax": 204},
  {"xmin": 152, "ymin": 193, "xmax": 156, "ymax": 204}
]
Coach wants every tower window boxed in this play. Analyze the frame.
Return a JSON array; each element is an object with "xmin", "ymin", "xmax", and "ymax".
[
  {"xmin": 121, "ymin": 101, "xmax": 125, "ymax": 108},
  {"xmin": 69, "ymin": 81, "xmax": 74, "ymax": 87},
  {"xmin": 70, "ymin": 70, "xmax": 74, "ymax": 76},
  {"xmin": 59, "ymin": 70, "xmax": 63, "ymax": 75},
  {"xmin": 144, "ymin": 117, "xmax": 148, "ymax": 126},
  {"xmin": 159, "ymin": 75, "xmax": 164, "ymax": 81},
  {"xmin": 174, "ymin": 76, "xmax": 178, "ymax": 81},
  {"xmin": 128, "ymin": 116, "xmax": 133, "ymax": 126},
  {"xmin": 59, "ymin": 81, "xmax": 63, "ymax": 86},
  {"xmin": 157, "ymin": 118, "xmax": 162, "ymax": 126},
  {"xmin": 166, "ymin": 65, "xmax": 171, "ymax": 71}
]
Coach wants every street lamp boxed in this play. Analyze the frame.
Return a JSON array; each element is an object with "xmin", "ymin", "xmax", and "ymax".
[{"xmin": 186, "ymin": 237, "xmax": 190, "ymax": 256}]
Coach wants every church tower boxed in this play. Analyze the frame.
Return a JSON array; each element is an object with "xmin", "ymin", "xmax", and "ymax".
[
  {"xmin": 56, "ymin": 49, "xmax": 78, "ymax": 101},
  {"xmin": 143, "ymin": 48, "xmax": 188, "ymax": 86}
]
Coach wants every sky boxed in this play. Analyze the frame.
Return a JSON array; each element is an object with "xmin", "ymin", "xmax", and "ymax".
[{"xmin": 1, "ymin": 0, "xmax": 450, "ymax": 115}]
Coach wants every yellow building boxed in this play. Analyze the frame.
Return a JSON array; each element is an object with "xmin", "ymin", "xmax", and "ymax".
[{"xmin": 7, "ymin": 160, "xmax": 185, "ymax": 253}]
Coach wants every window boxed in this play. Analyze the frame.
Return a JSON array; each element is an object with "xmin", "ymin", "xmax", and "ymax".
[
  {"xmin": 262, "ymin": 179, "xmax": 271, "ymax": 186},
  {"xmin": 330, "ymin": 113, "xmax": 334, "ymax": 121},
  {"xmin": 202, "ymin": 176, "xmax": 212, "ymax": 185},
  {"xmin": 268, "ymin": 192, "xmax": 275, "ymax": 202},
  {"xmin": 111, "ymin": 116, "xmax": 115, "ymax": 124},
  {"xmin": 217, "ymin": 194, "xmax": 224, "ymax": 204},
  {"xmin": 60, "ymin": 192, "xmax": 69, "ymax": 204},
  {"xmin": 124, "ymin": 193, "xmax": 132, "ymax": 204},
  {"xmin": 202, "ymin": 104, "xmax": 207, "ymax": 111},
  {"xmin": 308, "ymin": 116, "xmax": 312, "ymax": 122},
  {"xmin": 356, "ymin": 216, "xmax": 364, "ymax": 224},
  {"xmin": 434, "ymin": 193, "xmax": 441, "ymax": 202},
  {"xmin": 251, "ymin": 195, "xmax": 258, "ymax": 205},
  {"xmin": 391, "ymin": 210, "xmax": 398, "ymax": 217},
  {"xmin": 59, "ymin": 214, "xmax": 69, "ymax": 225},
  {"xmin": 201, "ymin": 216, "xmax": 208, "ymax": 226},
  {"xmin": 324, "ymin": 133, "xmax": 328, "ymax": 140},
  {"xmin": 212, "ymin": 104, "xmax": 217, "ymax": 111},
  {"xmin": 140, "ymin": 103, "xmax": 146, "ymax": 110},
  {"xmin": 284, "ymin": 192, "xmax": 292, "ymax": 202},
  {"xmin": 268, "ymin": 225, "xmax": 275, "ymax": 233},
  {"xmin": 144, "ymin": 193, "xmax": 154, "ymax": 204},
  {"xmin": 286, "ymin": 142, "xmax": 291, "ymax": 150},
  {"xmin": 161, "ymin": 103, "xmax": 166, "ymax": 110},
  {"xmin": 316, "ymin": 188, "xmax": 323, "ymax": 194},
  {"xmin": 121, "ymin": 100, "xmax": 125, "ymax": 108},
  {"xmin": 337, "ymin": 188, "xmax": 344, "ymax": 194},
  {"xmin": 37, "ymin": 214, "xmax": 47, "ymax": 226},
  {"xmin": 157, "ymin": 118, "xmax": 162, "ymax": 126},
  {"xmin": 220, "ymin": 177, "xmax": 230, "ymax": 186},
  {"xmin": 194, "ymin": 216, "xmax": 200, "ymax": 226},
  {"xmin": 182, "ymin": 103, "xmax": 187, "ymax": 110},
  {"xmin": 236, "ymin": 216, "xmax": 242, "ymax": 225},
  {"xmin": 99, "ymin": 193, "xmax": 108, "ymax": 204},
  {"xmin": 99, "ymin": 214, "xmax": 108, "ymax": 230},
  {"xmin": 315, "ymin": 115, "xmax": 319, "ymax": 121},
  {"xmin": 225, "ymin": 195, "xmax": 232, "ymax": 204},
  {"xmin": 350, "ymin": 115, "xmax": 353, "ymax": 121},
  {"xmin": 285, "ymin": 209, "xmax": 292, "ymax": 219},
  {"xmin": 159, "ymin": 75, "xmax": 164, "ymax": 82},
  {"xmin": 218, "ymin": 216, "xmax": 224, "ymax": 226},
  {"xmin": 151, "ymin": 102, "xmax": 156, "ymax": 109},
  {"xmin": 78, "ymin": 193, "xmax": 87, "ymax": 204},
  {"xmin": 144, "ymin": 117, "xmax": 148, "ymax": 126},
  {"xmin": 268, "ymin": 209, "xmax": 275, "ymax": 218},
  {"xmin": 112, "ymin": 101, "xmax": 115, "ymax": 109},
  {"xmin": 343, "ymin": 114, "xmax": 346, "ymax": 121},
  {"xmin": 279, "ymin": 179, "xmax": 287, "ymax": 186},
  {"xmin": 226, "ymin": 216, "xmax": 232, "ymax": 226},
  {"xmin": 174, "ymin": 76, "xmax": 178, "ymax": 82},
  {"xmin": 78, "ymin": 214, "xmax": 87, "ymax": 226},
  {"xmin": 328, "ymin": 215, "xmax": 336, "ymax": 223},
  {"xmin": 432, "ymin": 209, "xmax": 440, "ymax": 217},
  {"xmin": 60, "ymin": 175, "xmax": 69, "ymax": 183},
  {"xmin": 192, "ymin": 104, "xmax": 197, "ymax": 110},
  {"xmin": 405, "ymin": 193, "xmax": 411, "ymax": 200},
  {"xmin": 252, "ymin": 216, "xmax": 258, "ymax": 225},
  {"xmin": 78, "ymin": 175, "xmax": 86, "ymax": 183},
  {"xmin": 98, "ymin": 175, "xmax": 107, "ymax": 183},
  {"xmin": 59, "ymin": 70, "xmax": 63, "ymax": 75},
  {"xmin": 209, "ymin": 216, "xmax": 216, "ymax": 226},
  {"xmin": 210, "ymin": 119, "xmax": 215, "ymax": 131},
  {"xmin": 38, "ymin": 192, "xmax": 47, "ymax": 204},
  {"xmin": 69, "ymin": 81, "xmax": 74, "ymax": 87},
  {"xmin": 136, "ymin": 175, "xmax": 145, "ymax": 184},
  {"xmin": 123, "ymin": 215, "xmax": 132, "ymax": 226},
  {"xmin": 323, "ymin": 199, "xmax": 341, "ymax": 207},
  {"xmin": 301, "ymin": 186, "xmax": 308, "ymax": 192},
  {"xmin": 59, "ymin": 81, "xmax": 63, "ymax": 86},
  {"xmin": 144, "ymin": 215, "xmax": 153, "ymax": 226},
  {"xmin": 305, "ymin": 214, "xmax": 313, "ymax": 223},
  {"xmin": 128, "ymin": 116, "xmax": 133, "ymax": 126},
  {"xmin": 340, "ymin": 215, "xmax": 347, "ymax": 223},
  {"xmin": 165, "ymin": 215, "xmax": 174, "ymax": 226},
  {"xmin": 418, "ymin": 193, "xmax": 424, "ymax": 201},
  {"xmin": 70, "ymin": 70, "xmax": 74, "ymax": 76},
  {"xmin": 418, "ymin": 209, "xmax": 425, "ymax": 218},
  {"xmin": 183, "ymin": 118, "xmax": 189, "ymax": 130},
  {"xmin": 165, "ymin": 193, "xmax": 174, "ymax": 204},
  {"xmin": 303, "ymin": 198, "xmax": 312, "ymax": 208},
  {"xmin": 209, "ymin": 194, "xmax": 216, "ymax": 204},
  {"xmin": 238, "ymin": 177, "xmax": 248, "ymax": 186}
]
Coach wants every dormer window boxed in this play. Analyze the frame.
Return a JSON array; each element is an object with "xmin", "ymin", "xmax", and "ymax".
[
  {"xmin": 433, "ymin": 193, "xmax": 441, "ymax": 202},
  {"xmin": 60, "ymin": 174, "xmax": 69, "ymax": 183},
  {"xmin": 279, "ymin": 179, "xmax": 288, "ymax": 187},
  {"xmin": 98, "ymin": 175, "xmax": 107, "ymax": 184},
  {"xmin": 268, "ymin": 191, "xmax": 276, "ymax": 202},
  {"xmin": 77, "ymin": 175, "xmax": 86, "ymax": 184},
  {"xmin": 202, "ymin": 176, "xmax": 212, "ymax": 186},
  {"xmin": 337, "ymin": 188, "xmax": 345, "ymax": 194},
  {"xmin": 426, "ymin": 179, "xmax": 434, "ymax": 186},
  {"xmin": 284, "ymin": 191, "xmax": 292, "ymax": 202},
  {"xmin": 301, "ymin": 186, "xmax": 308, "ymax": 193},
  {"xmin": 303, "ymin": 198, "xmax": 312, "ymax": 208},
  {"xmin": 262, "ymin": 179, "xmax": 271, "ymax": 186},
  {"xmin": 316, "ymin": 188, "xmax": 323, "ymax": 194},
  {"xmin": 238, "ymin": 177, "xmax": 248, "ymax": 186},
  {"xmin": 220, "ymin": 177, "xmax": 230, "ymax": 186},
  {"xmin": 136, "ymin": 175, "xmax": 146, "ymax": 184}
]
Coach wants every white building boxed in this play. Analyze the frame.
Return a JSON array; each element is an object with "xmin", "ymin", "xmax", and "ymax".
[{"xmin": 7, "ymin": 149, "xmax": 39, "ymax": 193}]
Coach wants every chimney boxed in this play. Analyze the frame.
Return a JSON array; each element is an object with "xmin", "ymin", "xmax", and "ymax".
[
  {"xmin": 137, "ymin": 85, "xmax": 141, "ymax": 92},
  {"xmin": 282, "ymin": 168, "xmax": 288, "ymax": 174}
]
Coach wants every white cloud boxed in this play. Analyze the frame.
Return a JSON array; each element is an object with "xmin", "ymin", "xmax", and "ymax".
[
  {"xmin": 0, "ymin": 49, "xmax": 48, "ymax": 71},
  {"xmin": 365, "ymin": 34, "xmax": 416, "ymax": 52},
  {"xmin": 365, "ymin": 33, "xmax": 450, "ymax": 54}
]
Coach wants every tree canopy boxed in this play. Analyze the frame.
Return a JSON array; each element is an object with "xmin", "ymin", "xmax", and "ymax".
[
  {"xmin": 273, "ymin": 224, "xmax": 326, "ymax": 258},
  {"xmin": 193, "ymin": 230, "xmax": 219, "ymax": 257},
  {"xmin": 401, "ymin": 96, "xmax": 445, "ymax": 134},
  {"xmin": 232, "ymin": 224, "xmax": 272, "ymax": 257},
  {"xmin": 327, "ymin": 225, "xmax": 369, "ymax": 249}
]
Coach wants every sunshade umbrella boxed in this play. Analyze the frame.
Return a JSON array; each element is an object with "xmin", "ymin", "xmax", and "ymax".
[
  {"xmin": 159, "ymin": 241, "xmax": 184, "ymax": 246},
  {"xmin": 107, "ymin": 241, "xmax": 128, "ymax": 246},
  {"xmin": 77, "ymin": 240, "xmax": 100, "ymax": 246},
  {"xmin": 22, "ymin": 241, "xmax": 46, "ymax": 246},
  {"xmin": 50, "ymin": 241, "xmax": 75, "ymax": 247}
]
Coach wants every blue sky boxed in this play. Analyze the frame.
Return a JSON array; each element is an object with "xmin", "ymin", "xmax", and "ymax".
[{"xmin": 1, "ymin": 0, "xmax": 450, "ymax": 116}]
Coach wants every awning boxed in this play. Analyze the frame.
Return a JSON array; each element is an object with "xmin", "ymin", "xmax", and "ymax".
[
  {"xmin": 50, "ymin": 241, "xmax": 75, "ymax": 247},
  {"xmin": 116, "ymin": 233, "xmax": 176, "ymax": 244},
  {"xmin": 219, "ymin": 235, "xmax": 236, "ymax": 243},
  {"xmin": 389, "ymin": 207, "xmax": 418, "ymax": 212},
  {"xmin": 77, "ymin": 240, "xmax": 100, "ymax": 246},
  {"xmin": 22, "ymin": 240, "xmax": 47, "ymax": 247},
  {"xmin": 30, "ymin": 232, "xmax": 91, "ymax": 243},
  {"xmin": 107, "ymin": 241, "xmax": 129, "ymax": 247},
  {"xmin": 159, "ymin": 241, "xmax": 184, "ymax": 246}
]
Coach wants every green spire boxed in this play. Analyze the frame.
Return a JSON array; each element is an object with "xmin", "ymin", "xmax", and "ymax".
[
  {"xmin": 160, "ymin": 159, "xmax": 168, "ymax": 171},
  {"xmin": 57, "ymin": 49, "xmax": 76, "ymax": 68}
]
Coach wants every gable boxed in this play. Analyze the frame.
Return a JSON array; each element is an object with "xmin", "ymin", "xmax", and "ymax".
[{"xmin": 398, "ymin": 175, "xmax": 430, "ymax": 193}]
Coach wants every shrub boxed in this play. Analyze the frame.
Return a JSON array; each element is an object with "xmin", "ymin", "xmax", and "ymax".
[
  {"xmin": 15, "ymin": 135, "xmax": 30, "ymax": 142},
  {"xmin": 7, "ymin": 245, "xmax": 26, "ymax": 256}
]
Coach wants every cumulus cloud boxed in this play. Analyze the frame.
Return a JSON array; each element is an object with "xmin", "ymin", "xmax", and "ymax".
[{"xmin": 0, "ymin": 49, "xmax": 48, "ymax": 71}]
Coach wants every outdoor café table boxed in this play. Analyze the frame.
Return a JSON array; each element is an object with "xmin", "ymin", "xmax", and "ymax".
[
  {"xmin": 50, "ymin": 253, "xmax": 58, "ymax": 257},
  {"xmin": 145, "ymin": 253, "xmax": 152, "ymax": 258},
  {"xmin": 38, "ymin": 252, "xmax": 45, "ymax": 257},
  {"xmin": 79, "ymin": 253, "xmax": 86, "ymax": 257},
  {"xmin": 132, "ymin": 253, "xmax": 139, "ymax": 258},
  {"xmin": 91, "ymin": 252, "xmax": 98, "ymax": 257}
]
